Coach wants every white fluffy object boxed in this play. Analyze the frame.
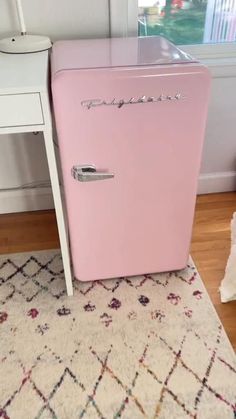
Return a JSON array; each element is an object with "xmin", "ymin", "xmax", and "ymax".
[{"xmin": 219, "ymin": 212, "xmax": 236, "ymax": 303}]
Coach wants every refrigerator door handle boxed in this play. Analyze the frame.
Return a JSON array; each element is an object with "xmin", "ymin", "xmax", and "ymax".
[{"xmin": 71, "ymin": 165, "xmax": 114, "ymax": 182}]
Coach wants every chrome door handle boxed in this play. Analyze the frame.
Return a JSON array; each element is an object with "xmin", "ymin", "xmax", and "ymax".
[{"xmin": 71, "ymin": 165, "xmax": 114, "ymax": 182}]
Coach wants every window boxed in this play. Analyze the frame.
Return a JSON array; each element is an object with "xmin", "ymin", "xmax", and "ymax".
[{"xmin": 138, "ymin": 0, "xmax": 236, "ymax": 45}]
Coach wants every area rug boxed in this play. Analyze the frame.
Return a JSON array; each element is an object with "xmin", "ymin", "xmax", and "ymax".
[{"xmin": 0, "ymin": 250, "xmax": 236, "ymax": 419}]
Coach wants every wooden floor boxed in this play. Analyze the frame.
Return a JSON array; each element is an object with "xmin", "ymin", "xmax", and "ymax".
[
  {"xmin": 0, "ymin": 192, "xmax": 236, "ymax": 349},
  {"xmin": 191, "ymin": 192, "xmax": 236, "ymax": 350}
]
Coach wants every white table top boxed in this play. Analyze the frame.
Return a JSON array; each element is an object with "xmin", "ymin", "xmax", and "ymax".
[{"xmin": 0, "ymin": 51, "xmax": 49, "ymax": 95}]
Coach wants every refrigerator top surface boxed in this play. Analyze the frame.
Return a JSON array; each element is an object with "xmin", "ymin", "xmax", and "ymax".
[{"xmin": 52, "ymin": 36, "xmax": 198, "ymax": 75}]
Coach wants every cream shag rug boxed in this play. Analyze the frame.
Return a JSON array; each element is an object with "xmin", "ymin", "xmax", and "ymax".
[{"xmin": 0, "ymin": 250, "xmax": 236, "ymax": 419}]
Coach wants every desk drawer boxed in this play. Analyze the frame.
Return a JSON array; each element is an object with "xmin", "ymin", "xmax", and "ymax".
[{"xmin": 0, "ymin": 93, "xmax": 44, "ymax": 128}]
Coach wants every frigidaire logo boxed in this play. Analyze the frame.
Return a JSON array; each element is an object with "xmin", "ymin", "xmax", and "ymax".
[{"xmin": 81, "ymin": 93, "xmax": 184, "ymax": 110}]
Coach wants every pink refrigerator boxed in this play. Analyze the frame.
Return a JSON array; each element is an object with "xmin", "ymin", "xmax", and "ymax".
[{"xmin": 51, "ymin": 36, "xmax": 210, "ymax": 282}]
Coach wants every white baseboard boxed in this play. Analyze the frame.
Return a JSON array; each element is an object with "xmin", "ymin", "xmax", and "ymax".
[
  {"xmin": 0, "ymin": 172, "xmax": 235, "ymax": 214},
  {"xmin": 0, "ymin": 187, "xmax": 54, "ymax": 214},
  {"xmin": 198, "ymin": 171, "xmax": 236, "ymax": 194}
]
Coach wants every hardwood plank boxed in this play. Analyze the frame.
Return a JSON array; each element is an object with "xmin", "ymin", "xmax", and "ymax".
[
  {"xmin": 0, "ymin": 210, "xmax": 59, "ymax": 254},
  {"xmin": 0, "ymin": 192, "xmax": 235, "ymax": 350}
]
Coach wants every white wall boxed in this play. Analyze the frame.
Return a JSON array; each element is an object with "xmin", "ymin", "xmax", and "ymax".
[
  {"xmin": 202, "ymin": 77, "xmax": 236, "ymax": 174},
  {"xmin": 0, "ymin": 0, "xmax": 109, "ymax": 39},
  {"xmin": 0, "ymin": 0, "xmax": 109, "ymax": 213},
  {"xmin": 198, "ymin": 61, "xmax": 236, "ymax": 193}
]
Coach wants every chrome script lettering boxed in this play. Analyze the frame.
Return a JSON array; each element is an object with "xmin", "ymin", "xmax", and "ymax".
[{"xmin": 81, "ymin": 93, "xmax": 184, "ymax": 110}]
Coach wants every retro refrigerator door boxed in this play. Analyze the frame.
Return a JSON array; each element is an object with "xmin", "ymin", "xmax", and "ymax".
[{"xmin": 52, "ymin": 65, "xmax": 210, "ymax": 281}]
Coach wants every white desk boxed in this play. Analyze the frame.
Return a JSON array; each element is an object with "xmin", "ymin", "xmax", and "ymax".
[{"xmin": 0, "ymin": 51, "xmax": 73, "ymax": 296}]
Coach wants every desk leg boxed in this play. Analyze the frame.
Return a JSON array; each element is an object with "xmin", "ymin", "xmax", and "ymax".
[{"xmin": 43, "ymin": 128, "xmax": 73, "ymax": 296}]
